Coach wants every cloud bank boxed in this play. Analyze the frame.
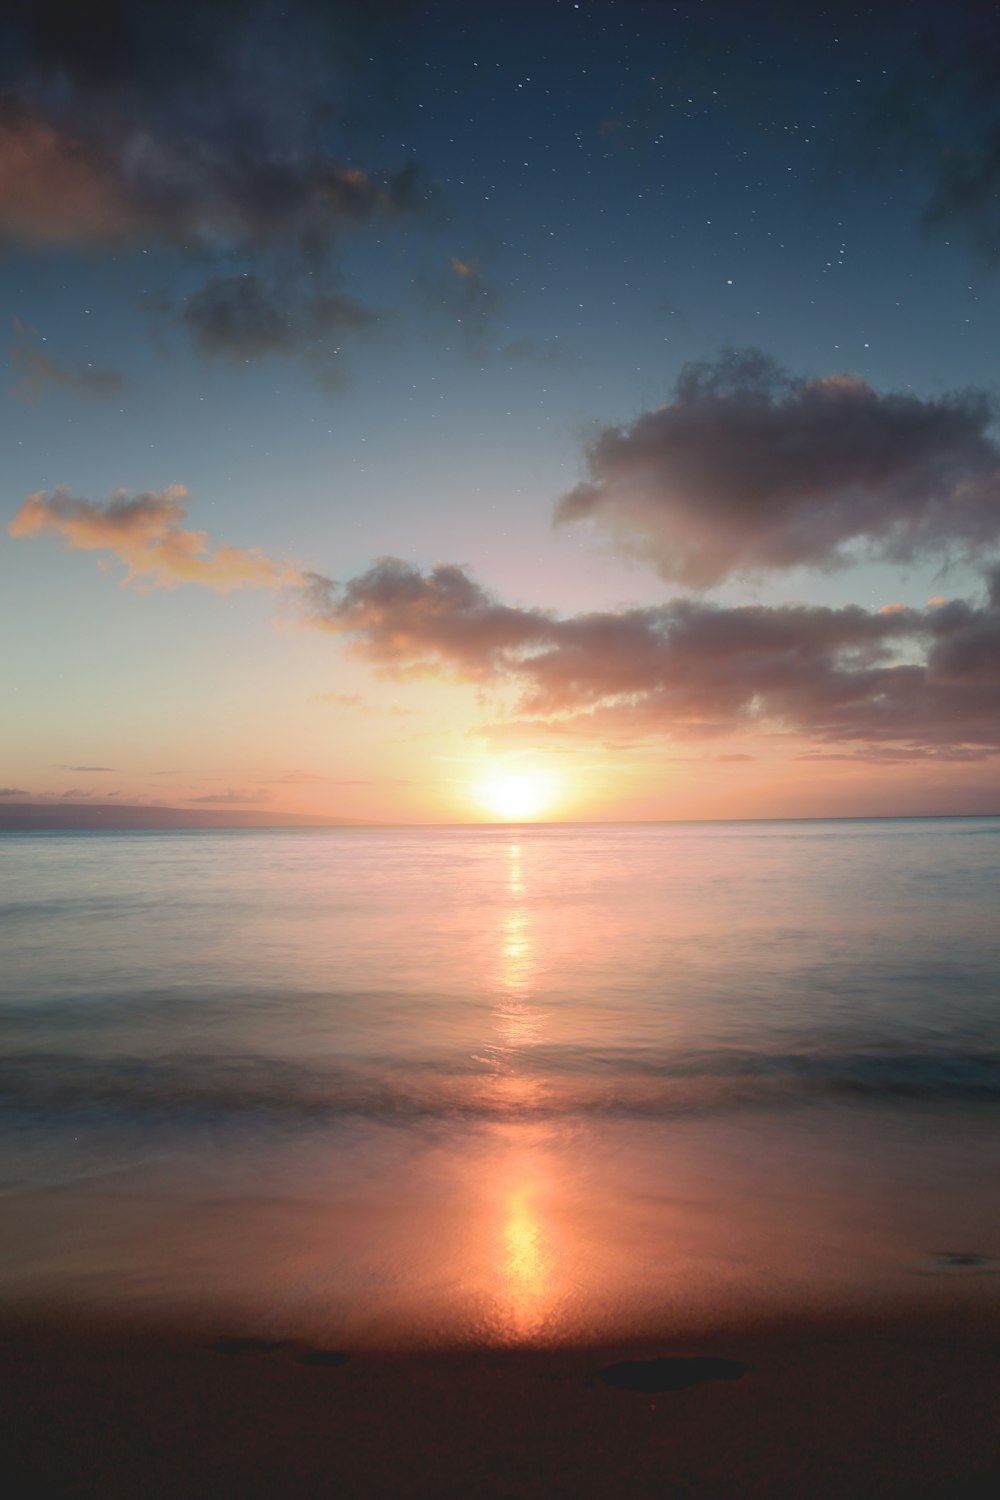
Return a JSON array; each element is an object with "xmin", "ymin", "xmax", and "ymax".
[
  {"xmin": 301, "ymin": 558, "xmax": 1000, "ymax": 752},
  {"xmin": 555, "ymin": 350, "xmax": 1000, "ymax": 587},
  {"xmin": 9, "ymin": 486, "xmax": 300, "ymax": 591}
]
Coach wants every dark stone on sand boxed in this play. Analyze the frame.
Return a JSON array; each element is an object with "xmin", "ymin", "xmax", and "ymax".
[
  {"xmin": 594, "ymin": 1355, "xmax": 747, "ymax": 1393},
  {"xmin": 211, "ymin": 1337, "xmax": 287, "ymax": 1357},
  {"xmin": 297, "ymin": 1348, "xmax": 352, "ymax": 1368}
]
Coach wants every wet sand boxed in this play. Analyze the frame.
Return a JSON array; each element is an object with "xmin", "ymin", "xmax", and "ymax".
[{"xmin": 4, "ymin": 1309, "xmax": 999, "ymax": 1499}]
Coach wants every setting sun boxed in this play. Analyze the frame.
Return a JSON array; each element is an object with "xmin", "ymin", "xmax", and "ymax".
[{"xmin": 476, "ymin": 771, "xmax": 559, "ymax": 821}]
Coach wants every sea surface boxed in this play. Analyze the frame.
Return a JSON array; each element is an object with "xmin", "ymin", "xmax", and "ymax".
[{"xmin": 2, "ymin": 820, "xmax": 999, "ymax": 1348}]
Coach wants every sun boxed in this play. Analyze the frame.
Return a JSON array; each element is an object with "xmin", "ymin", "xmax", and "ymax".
[{"xmin": 476, "ymin": 770, "xmax": 558, "ymax": 822}]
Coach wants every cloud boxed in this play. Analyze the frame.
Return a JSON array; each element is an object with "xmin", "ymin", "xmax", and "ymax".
[
  {"xmin": 56, "ymin": 765, "xmax": 118, "ymax": 773},
  {"xmin": 848, "ymin": 10, "xmax": 1000, "ymax": 265},
  {"xmin": 301, "ymin": 556, "xmax": 1000, "ymax": 752},
  {"xmin": 8, "ymin": 321, "xmax": 124, "ymax": 405},
  {"xmin": 317, "ymin": 692, "xmax": 363, "ymax": 708},
  {"xmin": 7, "ymin": 319, "xmax": 124, "ymax": 402},
  {"xmin": 555, "ymin": 350, "xmax": 1000, "ymax": 587},
  {"xmin": 8, "ymin": 485, "xmax": 301, "ymax": 591},
  {"xmin": 190, "ymin": 787, "xmax": 274, "ymax": 805},
  {"xmin": 178, "ymin": 273, "xmax": 377, "ymax": 387},
  {"xmin": 313, "ymin": 691, "xmax": 416, "ymax": 716},
  {"xmin": 796, "ymin": 746, "xmax": 994, "ymax": 764},
  {"xmin": 413, "ymin": 254, "xmax": 501, "ymax": 358},
  {"xmin": 0, "ymin": 788, "xmax": 27, "ymax": 796},
  {"xmin": 0, "ymin": 2, "xmax": 438, "ymax": 379},
  {"xmin": 0, "ymin": 5, "xmax": 426, "ymax": 253},
  {"xmin": 298, "ymin": 560, "xmax": 550, "ymax": 678}
]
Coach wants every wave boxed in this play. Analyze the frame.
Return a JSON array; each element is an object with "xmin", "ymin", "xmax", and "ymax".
[{"xmin": 2, "ymin": 1045, "xmax": 999, "ymax": 1128}]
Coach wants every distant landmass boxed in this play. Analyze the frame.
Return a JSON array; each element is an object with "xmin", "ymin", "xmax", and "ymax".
[{"xmin": 0, "ymin": 803, "xmax": 365, "ymax": 831}]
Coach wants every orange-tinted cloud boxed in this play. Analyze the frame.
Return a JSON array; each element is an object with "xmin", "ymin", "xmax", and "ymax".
[
  {"xmin": 9, "ymin": 486, "xmax": 301, "ymax": 592},
  {"xmin": 0, "ymin": 111, "xmax": 134, "ymax": 246},
  {"xmin": 302, "ymin": 557, "xmax": 1000, "ymax": 752}
]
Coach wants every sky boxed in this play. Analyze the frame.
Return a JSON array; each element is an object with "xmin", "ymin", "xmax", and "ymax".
[{"xmin": 2, "ymin": 0, "xmax": 1000, "ymax": 824}]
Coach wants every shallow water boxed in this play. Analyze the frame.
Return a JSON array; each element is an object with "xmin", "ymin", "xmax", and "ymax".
[{"xmin": 2, "ymin": 820, "xmax": 999, "ymax": 1346}]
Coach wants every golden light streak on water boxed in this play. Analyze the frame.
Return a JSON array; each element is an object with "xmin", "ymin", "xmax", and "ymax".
[
  {"xmin": 497, "ymin": 1171, "xmax": 553, "ymax": 1341},
  {"xmin": 483, "ymin": 841, "xmax": 560, "ymax": 1340}
]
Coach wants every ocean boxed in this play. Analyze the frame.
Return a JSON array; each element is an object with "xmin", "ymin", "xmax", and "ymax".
[{"xmin": 2, "ymin": 820, "xmax": 999, "ymax": 1349}]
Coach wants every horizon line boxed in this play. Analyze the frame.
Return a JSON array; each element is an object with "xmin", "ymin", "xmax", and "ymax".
[{"xmin": 1, "ymin": 801, "xmax": 998, "ymax": 832}]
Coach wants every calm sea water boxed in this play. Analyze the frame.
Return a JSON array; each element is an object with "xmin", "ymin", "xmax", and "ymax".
[{"xmin": 2, "ymin": 820, "xmax": 999, "ymax": 1347}]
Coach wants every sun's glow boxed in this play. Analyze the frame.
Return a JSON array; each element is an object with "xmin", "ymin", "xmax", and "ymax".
[{"xmin": 476, "ymin": 770, "xmax": 558, "ymax": 821}]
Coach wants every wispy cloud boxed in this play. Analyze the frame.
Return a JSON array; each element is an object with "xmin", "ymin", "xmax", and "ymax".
[
  {"xmin": 8, "ymin": 320, "xmax": 124, "ymax": 402},
  {"xmin": 414, "ymin": 254, "xmax": 500, "ymax": 358},
  {"xmin": 190, "ymin": 787, "xmax": 274, "ymax": 805},
  {"xmin": 178, "ymin": 274, "xmax": 377, "ymax": 390},
  {"xmin": 314, "ymin": 691, "xmax": 416, "ymax": 716},
  {"xmin": 9, "ymin": 485, "xmax": 302, "ymax": 591},
  {"xmin": 848, "ymin": 11, "xmax": 1000, "ymax": 265}
]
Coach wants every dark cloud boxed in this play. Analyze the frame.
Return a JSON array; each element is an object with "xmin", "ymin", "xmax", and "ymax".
[
  {"xmin": 8, "ymin": 320, "xmax": 124, "ymax": 402},
  {"xmin": 0, "ymin": 788, "xmax": 27, "ymax": 796},
  {"xmin": 300, "ymin": 557, "xmax": 1000, "ymax": 752},
  {"xmin": 56, "ymin": 765, "xmax": 118, "ymax": 773},
  {"xmin": 555, "ymin": 350, "xmax": 1000, "ymax": 587},
  {"xmin": 0, "ymin": 1, "xmax": 416, "ymax": 85},
  {"xmin": 178, "ymin": 273, "xmax": 377, "ymax": 386},
  {"xmin": 299, "ymin": 560, "xmax": 550, "ymax": 679},
  {"xmin": 847, "ymin": 7, "xmax": 1000, "ymax": 265},
  {"xmin": 0, "ymin": 1, "xmax": 436, "ymax": 380},
  {"xmin": 0, "ymin": 26, "xmax": 428, "ymax": 252}
]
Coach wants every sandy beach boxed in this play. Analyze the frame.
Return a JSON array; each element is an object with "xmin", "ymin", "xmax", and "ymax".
[{"xmin": 5, "ymin": 1305, "xmax": 1000, "ymax": 1500}]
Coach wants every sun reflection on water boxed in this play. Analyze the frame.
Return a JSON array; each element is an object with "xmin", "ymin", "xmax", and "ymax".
[
  {"xmin": 477, "ymin": 840, "xmax": 563, "ymax": 1341},
  {"xmin": 498, "ymin": 910, "xmax": 536, "ymax": 996},
  {"xmin": 498, "ymin": 1171, "xmax": 552, "ymax": 1340}
]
